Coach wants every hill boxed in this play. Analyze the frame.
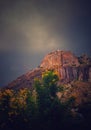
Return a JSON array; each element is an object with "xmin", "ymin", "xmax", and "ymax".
[
  {"xmin": 5, "ymin": 50, "xmax": 91, "ymax": 89},
  {"xmin": 1, "ymin": 50, "xmax": 91, "ymax": 130}
]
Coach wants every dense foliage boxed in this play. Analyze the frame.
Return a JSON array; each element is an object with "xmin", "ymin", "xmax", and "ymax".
[{"xmin": 0, "ymin": 70, "xmax": 91, "ymax": 130}]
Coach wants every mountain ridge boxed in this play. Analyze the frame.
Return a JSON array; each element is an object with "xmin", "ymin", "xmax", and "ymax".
[{"xmin": 4, "ymin": 50, "xmax": 91, "ymax": 90}]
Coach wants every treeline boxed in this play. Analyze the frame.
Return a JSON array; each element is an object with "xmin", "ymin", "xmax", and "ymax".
[{"xmin": 0, "ymin": 70, "xmax": 91, "ymax": 130}]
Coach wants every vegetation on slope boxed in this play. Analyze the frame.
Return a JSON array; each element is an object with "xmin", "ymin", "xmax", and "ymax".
[{"xmin": 0, "ymin": 70, "xmax": 91, "ymax": 130}]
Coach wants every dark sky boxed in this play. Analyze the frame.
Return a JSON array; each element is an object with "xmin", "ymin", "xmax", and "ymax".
[{"xmin": 0, "ymin": 0, "xmax": 91, "ymax": 86}]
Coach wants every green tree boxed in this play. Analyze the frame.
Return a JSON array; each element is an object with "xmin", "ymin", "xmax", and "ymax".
[
  {"xmin": 34, "ymin": 70, "xmax": 62, "ymax": 129},
  {"xmin": 42, "ymin": 70, "xmax": 59, "ymax": 98},
  {"xmin": 34, "ymin": 70, "xmax": 59, "ymax": 112}
]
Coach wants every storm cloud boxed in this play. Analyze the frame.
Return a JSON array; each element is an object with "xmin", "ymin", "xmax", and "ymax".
[{"xmin": 0, "ymin": 0, "xmax": 91, "ymax": 86}]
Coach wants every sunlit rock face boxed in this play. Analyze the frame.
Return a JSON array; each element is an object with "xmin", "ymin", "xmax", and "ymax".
[
  {"xmin": 40, "ymin": 50, "xmax": 91, "ymax": 83},
  {"xmin": 5, "ymin": 50, "xmax": 91, "ymax": 89},
  {"xmin": 58, "ymin": 65, "xmax": 91, "ymax": 83},
  {"xmin": 40, "ymin": 50, "xmax": 80, "ymax": 69}
]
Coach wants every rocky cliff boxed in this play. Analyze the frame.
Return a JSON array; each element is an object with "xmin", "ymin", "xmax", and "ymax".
[
  {"xmin": 5, "ymin": 50, "xmax": 91, "ymax": 89},
  {"xmin": 40, "ymin": 50, "xmax": 91, "ymax": 83}
]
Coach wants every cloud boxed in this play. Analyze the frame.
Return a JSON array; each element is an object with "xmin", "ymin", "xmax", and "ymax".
[
  {"xmin": 0, "ymin": 0, "xmax": 72, "ymax": 55},
  {"xmin": 0, "ymin": 8, "xmax": 68, "ymax": 54}
]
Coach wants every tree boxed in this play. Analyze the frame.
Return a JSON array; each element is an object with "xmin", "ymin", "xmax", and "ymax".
[
  {"xmin": 34, "ymin": 70, "xmax": 62, "ymax": 129},
  {"xmin": 42, "ymin": 70, "xmax": 59, "ymax": 98},
  {"xmin": 34, "ymin": 70, "xmax": 59, "ymax": 111}
]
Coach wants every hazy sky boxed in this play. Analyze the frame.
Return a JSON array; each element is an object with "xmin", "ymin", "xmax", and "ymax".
[{"xmin": 0, "ymin": 0, "xmax": 91, "ymax": 86}]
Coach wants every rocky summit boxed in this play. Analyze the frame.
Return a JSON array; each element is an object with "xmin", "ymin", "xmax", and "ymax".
[
  {"xmin": 40, "ymin": 50, "xmax": 91, "ymax": 82},
  {"xmin": 5, "ymin": 50, "xmax": 91, "ymax": 89}
]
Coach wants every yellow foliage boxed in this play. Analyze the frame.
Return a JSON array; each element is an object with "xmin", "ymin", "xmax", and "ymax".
[
  {"xmin": 2, "ymin": 89, "xmax": 14, "ymax": 97},
  {"xmin": 42, "ymin": 70, "xmax": 58, "ymax": 78}
]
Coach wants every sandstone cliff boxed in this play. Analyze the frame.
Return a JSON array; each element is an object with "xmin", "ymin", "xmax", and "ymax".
[
  {"xmin": 40, "ymin": 50, "xmax": 91, "ymax": 83},
  {"xmin": 5, "ymin": 50, "xmax": 91, "ymax": 89}
]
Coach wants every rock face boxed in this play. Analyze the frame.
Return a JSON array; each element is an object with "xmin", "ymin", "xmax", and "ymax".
[
  {"xmin": 5, "ymin": 68, "xmax": 44, "ymax": 89},
  {"xmin": 40, "ymin": 50, "xmax": 91, "ymax": 83},
  {"xmin": 59, "ymin": 66, "xmax": 90, "ymax": 82},
  {"xmin": 40, "ymin": 50, "xmax": 80, "ymax": 68},
  {"xmin": 5, "ymin": 50, "xmax": 91, "ymax": 89}
]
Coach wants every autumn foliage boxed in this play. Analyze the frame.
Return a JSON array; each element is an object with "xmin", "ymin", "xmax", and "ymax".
[{"xmin": 0, "ymin": 70, "xmax": 91, "ymax": 130}]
